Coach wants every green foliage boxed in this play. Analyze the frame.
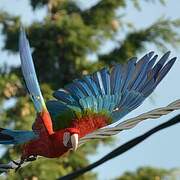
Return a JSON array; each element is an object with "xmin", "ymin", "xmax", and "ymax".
[
  {"xmin": 100, "ymin": 18, "xmax": 180, "ymax": 64},
  {"xmin": 115, "ymin": 166, "xmax": 171, "ymax": 180},
  {"xmin": 0, "ymin": 0, "xmax": 179, "ymax": 179}
]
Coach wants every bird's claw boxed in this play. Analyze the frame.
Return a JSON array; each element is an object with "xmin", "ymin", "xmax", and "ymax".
[
  {"xmin": 0, "ymin": 156, "xmax": 37, "ymax": 173},
  {"xmin": 14, "ymin": 156, "xmax": 37, "ymax": 172},
  {"xmin": 13, "ymin": 160, "xmax": 24, "ymax": 172},
  {"xmin": 12, "ymin": 160, "xmax": 20, "ymax": 166}
]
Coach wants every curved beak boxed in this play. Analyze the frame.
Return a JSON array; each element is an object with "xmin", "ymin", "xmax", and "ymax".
[{"xmin": 71, "ymin": 134, "xmax": 79, "ymax": 151}]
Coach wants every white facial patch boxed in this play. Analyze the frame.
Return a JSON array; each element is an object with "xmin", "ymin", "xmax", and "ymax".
[{"xmin": 63, "ymin": 132, "xmax": 71, "ymax": 147}]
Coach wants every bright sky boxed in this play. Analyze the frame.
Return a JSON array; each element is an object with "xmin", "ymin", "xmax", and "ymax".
[{"xmin": 0, "ymin": 0, "xmax": 179, "ymax": 180}]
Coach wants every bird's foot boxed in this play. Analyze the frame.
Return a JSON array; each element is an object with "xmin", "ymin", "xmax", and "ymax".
[
  {"xmin": 13, "ymin": 159, "xmax": 24, "ymax": 172},
  {"xmin": 0, "ymin": 159, "xmax": 23, "ymax": 173},
  {"xmin": 13, "ymin": 155, "xmax": 37, "ymax": 172},
  {"xmin": 0, "ymin": 156, "xmax": 37, "ymax": 174}
]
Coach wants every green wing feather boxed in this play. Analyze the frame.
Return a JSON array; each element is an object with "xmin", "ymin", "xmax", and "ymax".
[{"xmin": 47, "ymin": 52, "xmax": 176, "ymax": 130}]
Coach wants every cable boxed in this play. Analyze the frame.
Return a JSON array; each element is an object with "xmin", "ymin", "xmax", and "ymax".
[{"xmin": 58, "ymin": 114, "xmax": 180, "ymax": 180}]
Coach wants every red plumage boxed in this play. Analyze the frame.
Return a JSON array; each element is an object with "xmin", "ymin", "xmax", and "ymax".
[{"xmin": 22, "ymin": 112, "xmax": 108, "ymax": 159}]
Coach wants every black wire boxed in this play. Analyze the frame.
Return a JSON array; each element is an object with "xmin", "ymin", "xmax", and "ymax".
[{"xmin": 58, "ymin": 114, "xmax": 180, "ymax": 180}]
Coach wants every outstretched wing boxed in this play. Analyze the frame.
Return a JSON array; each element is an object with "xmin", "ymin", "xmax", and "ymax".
[
  {"xmin": 47, "ymin": 51, "xmax": 176, "ymax": 130},
  {"xmin": 19, "ymin": 28, "xmax": 53, "ymax": 135},
  {"xmin": 19, "ymin": 28, "xmax": 46, "ymax": 113}
]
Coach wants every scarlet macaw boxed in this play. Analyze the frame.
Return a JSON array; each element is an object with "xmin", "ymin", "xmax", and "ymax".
[{"xmin": 0, "ymin": 29, "xmax": 176, "ymax": 171}]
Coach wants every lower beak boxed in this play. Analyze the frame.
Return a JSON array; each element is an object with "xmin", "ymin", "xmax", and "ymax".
[{"xmin": 71, "ymin": 134, "xmax": 79, "ymax": 151}]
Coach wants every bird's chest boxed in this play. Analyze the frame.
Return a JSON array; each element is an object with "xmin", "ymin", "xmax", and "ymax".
[
  {"xmin": 23, "ymin": 117, "xmax": 69, "ymax": 158},
  {"xmin": 49, "ymin": 130, "xmax": 69, "ymax": 157},
  {"xmin": 22, "ymin": 130, "xmax": 69, "ymax": 158}
]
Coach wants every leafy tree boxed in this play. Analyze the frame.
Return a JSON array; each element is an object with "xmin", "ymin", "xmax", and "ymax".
[
  {"xmin": 0, "ymin": 0, "xmax": 179, "ymax": 179},
  {"xmin": 115, "ymin": 166, "xmax": 173, "ymax": 180}
]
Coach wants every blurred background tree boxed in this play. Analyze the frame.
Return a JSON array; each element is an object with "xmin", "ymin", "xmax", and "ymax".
[
  {"xmin": 0, "ymin": 0, "xmax": 179, "ymax": 179},
  {"xmin": 115, "ymin": 166, "xmax": 176, "ymax": 180}
]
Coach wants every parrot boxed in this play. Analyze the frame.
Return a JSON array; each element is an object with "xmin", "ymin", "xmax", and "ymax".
[{"xmin": 0, "ymin": 28, "xmax": 176, "ymax": 172}]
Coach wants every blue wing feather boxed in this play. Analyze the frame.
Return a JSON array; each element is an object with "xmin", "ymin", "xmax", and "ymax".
[
  {"xmin": 110, "ymin": 64, "xmax": 123, "ymax": 94},
  {"xmin": 155, "ymin": 58, "xmax": 176, "ymax": 85},
  {"xmin": 83, "ymin": 75, "xmax": 100, "ymax": 96},
  {"xmin": 134, "ymin": 55, "xmax": 157, "ymax": 91},
  {"xmin": 122, "ymin": 57, "xmax": 136, "ymax": 92},
  {"xmin": 128, "ymin": 52, "xmax": 154, "ymax": 90},
  {"xmin": 73, "ymin": 79, "xmax": 94, "ymax": 97},
  {"xmin": 53, "ymin": 89, "xmax": 78, "ymax": 106},
  {"xmin": 50, "ymin": 51, "xmax": 176, "ymax": 124},
  {"xmin": 19, "ymin": 28, "xmax": 46, "ymax": 113},
  {"xmin": 93, "ymin": 71, "xmax": 106, "ymax": 96},
  {"xmin": 100, "ymin": 68, "xmax": 111, "ymax": 95}
]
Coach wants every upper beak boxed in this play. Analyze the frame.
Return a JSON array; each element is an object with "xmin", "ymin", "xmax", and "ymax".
[{"xmin": 71, "ymin": 134, "xmax": 79, "ymax": 151}]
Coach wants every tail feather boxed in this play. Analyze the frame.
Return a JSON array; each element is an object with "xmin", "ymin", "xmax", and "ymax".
[{"xmin": 0, "ymin": 128, "xmax": 37, "ymax": 145}]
